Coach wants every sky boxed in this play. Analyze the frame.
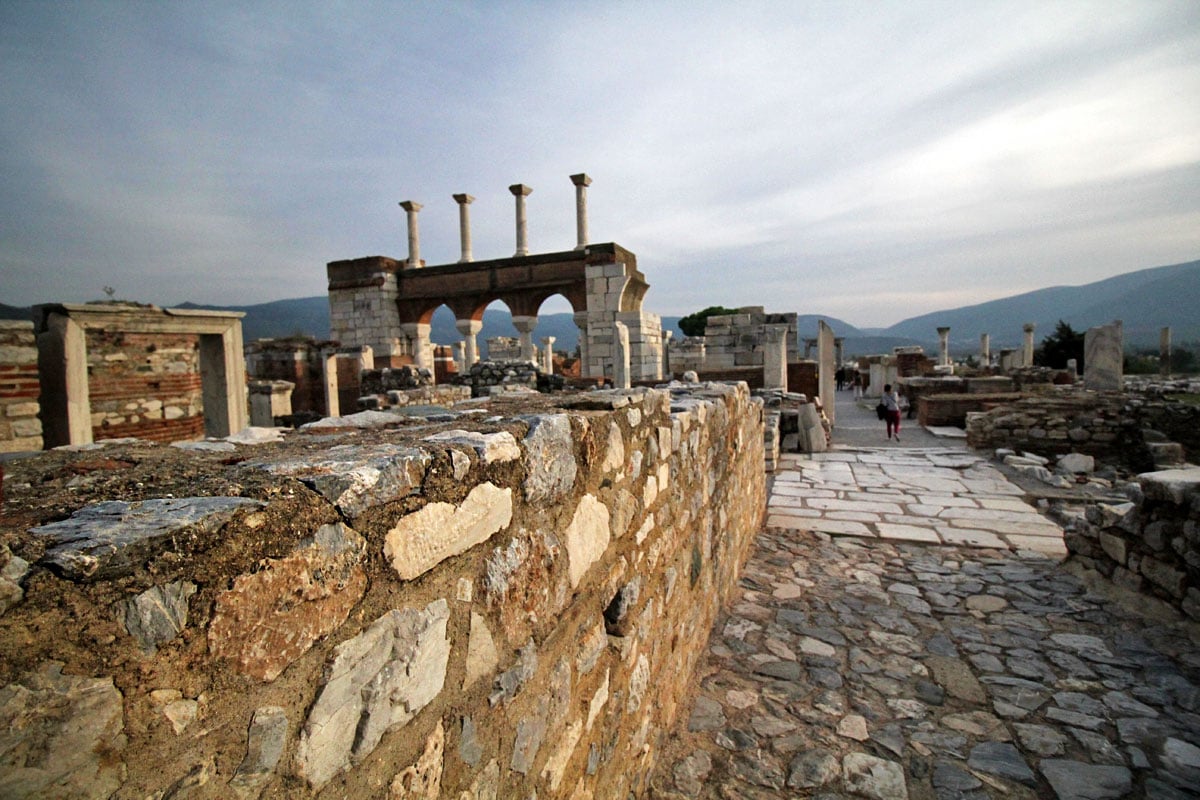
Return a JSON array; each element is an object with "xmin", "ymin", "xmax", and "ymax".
[{"xmin": 2, "ymin": 1, "xmax": 1199, "ymax": 328}]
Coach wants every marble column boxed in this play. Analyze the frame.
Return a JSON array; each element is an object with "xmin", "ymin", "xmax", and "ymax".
[
  {"xmin": 662, "ymin": 329, "xmax": 674, "ymax": 377},
  {"xmin": 571, "ymin": 173, "xmax": 592, "ymax": 249},
  {"xmin": 980, "ymin": 333, "xmax": 990, "ymax": 365},
  {"xmin": 1160, "ymin": 326, "xmax": 1172, "ymax": 376},
  {"xmin": 453, "ymin": 193, "xmax": 474, "ymax": 263},
  {"xmin": 399, "ymin": 324, "xmax": 431, "ymax": 372},
  {"xmin": 509, "ymin": 183, "xmax": 533, "ymax": 256},
  {"xmin": 322, "ymin": 351, "xmax": 339, "ymax": 418},
  {"xmin": 540, "ymin": 337, "xmax": 555, "ymax": 374},
  {"xmin": 999, "ymin": 348, "xmax": 1016, "ymax": 371},
  {"xmin": 937, "ymin": 327, "xmax": 951, "ymax": 366},
  {"xmin": 511, "ymin": 315, "xmax": 538, "ymax": 364},
  {"xmin": 399, "ymin": 200, "xmax": 423, "ymax": 268},
  {"xmin": 1022, "ymin": 323, "xmax": 1036, "ymax": 366},
  {"xmin": 455, "ymin": 319, "xmax": 483, "ymax": 366}
]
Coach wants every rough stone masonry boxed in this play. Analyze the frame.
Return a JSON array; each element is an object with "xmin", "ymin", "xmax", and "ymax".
[{"xmin": 0, "ymin": 382, "xmax": 764, "ymax": 799}]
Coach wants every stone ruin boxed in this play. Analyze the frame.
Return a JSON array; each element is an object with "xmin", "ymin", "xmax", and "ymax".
[{"xmin": 0, "ymin": 382, "xmax": 764, "ymax": 798}]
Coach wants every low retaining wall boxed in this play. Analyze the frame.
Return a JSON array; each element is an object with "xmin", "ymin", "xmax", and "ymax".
[
  {"xmin": 0, "ymin": 383, "xmax": 764, "ymax": 799},
  {"xmin": 920, "ymin": 392, "xmax": 1022, "ymax": 428},
  {"xmin": 1058, "ymin": 468, "xmax": 1200, "ymax": 621},
  {"xmin": 965, "ymin": 392, "xmax": 1152, "ymax": 470}
]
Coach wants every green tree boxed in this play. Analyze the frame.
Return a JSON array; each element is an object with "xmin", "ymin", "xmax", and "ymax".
[
  {"xmin": 678, "ymin": 306, "xmax": 740, "ymax": 337},
  {"xmin": 1033, "ymin": 320, "xmax": 1085, "ymax": 371}
]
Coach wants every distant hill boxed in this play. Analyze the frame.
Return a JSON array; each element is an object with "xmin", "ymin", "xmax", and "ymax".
[
  {"xmin": 6, "ymin": 257, "xmax": 1196, "ymax": 356},
  {"xmin": 883, "ymin": 259, "xmax": 1200, "ymax": 351}
]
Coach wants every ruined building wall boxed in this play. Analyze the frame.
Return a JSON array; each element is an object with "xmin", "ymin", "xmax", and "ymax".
[
  {"xmin": 85, "ymin": 329, "xmax": 206, "ymax": 443},
  {"xmin": 244, "ymin": 339, "xmax": 330, "ymax": 417},
  {"xmin": 0, "ymin": 321, "xmax": 42, "ymax": 453},
  {"xmin": 0, "ymin": 382, "xmax": 765, "ymax": 799}
]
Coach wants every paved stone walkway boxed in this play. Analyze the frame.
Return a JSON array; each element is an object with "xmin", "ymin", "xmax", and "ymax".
[{"xmin": 649, "ymin": 395, "xmax": 1200, "ymax": 799}]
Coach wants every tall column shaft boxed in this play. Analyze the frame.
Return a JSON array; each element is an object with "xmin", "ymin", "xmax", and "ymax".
[
  {"xmin": 937, "ymin": 327, "xmax": 951, "ymax": 366},
  {"xmin": 399, "ymin": 201, "xmax": 423, "ymax": 268},
  {"xmin": 453, "ymin": 193, "xmax": 474, "ymax": 263},
  {"xmin": 571, "ymin": 173, "xmax": 592, "ymax": 249},
  {"xmin": 456, "ymin": 319, "xmax": 483, "ymax": 366},
  {"xmin": 980, "ymin": 333, "xmax": 990, "ymax": 365},
  {"xmin": 509, "ymin": 184, "xmax": 532, "ymax": 256},
  {"xmin": 1160, "ymin": 326, "xmax": 1172, "ymax": 376},
  {"xmin": 512, "ymin": 315, "xmax": 538, "ymax": 364},
  {"xmin": 1022, "ymin": 323, "xmax": 1036, "ymax": 366},
  {"xmin": 541, "ymin": 337, "xmax": 556, "ymax": 374}
]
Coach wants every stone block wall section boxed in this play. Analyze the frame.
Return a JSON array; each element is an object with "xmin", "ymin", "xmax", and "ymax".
[
  {"xmin": 0, "ymin": 321, "xmax": 42, "ymax": 452},
  {"xmin": 0, "ymin": 382, "xmax": 765, "ymax": 799},
  {"xmin": 1058, "ymin": 467, "xmax": 1200, "ymax": 621},
  {"xmin": 966, "ymin": 392, "xmax": 1152, "ymax": 471}
]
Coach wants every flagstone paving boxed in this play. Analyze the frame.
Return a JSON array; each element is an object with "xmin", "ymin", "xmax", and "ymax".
[{"xmin": 649, "ymin": 394, "xmax": 1200, "ymax": 799}]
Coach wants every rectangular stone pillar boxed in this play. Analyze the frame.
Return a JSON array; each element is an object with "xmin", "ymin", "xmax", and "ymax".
[
  {"xmin": 763, "ymin": 324, "xmax": 789, "ymax": 390},
  {"xmin": 999, "ymin": 349, "xmax": 1016, "ymax": 372},
  {"xmin": 249, "ymin": 380, "xmax": 294, "ymax": 427},
  {"xmin": 980, "ymin": 333, "xmax": 990, "ymax": 366},
  {"xmin": 818, "ymin": 320, "xmax": 835, "ymax": 426},
  {"xmin": 323, "ymin": 352, "xmax": 340, "ymax": 418},
  {"xmin": 613, "ymin": 321, "xmax": 631, "ymax": 389},
  {"xmin": 1084, "ymin": 321, "xmax": 1124, "ymax": 391},
  {"xmin": 35, "ymin": 311, "xmax": 91, "ymax": 447}
]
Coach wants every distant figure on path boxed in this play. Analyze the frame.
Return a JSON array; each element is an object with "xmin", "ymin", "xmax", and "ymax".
[
  {"xmin": 835, "ymin": 366, "xmax": 846, "ymax": 391},
  {"xmin": 852, "ymin": 371, "xmax": 863, "ymax": 399},
  {"xmin": 881, "ymin": 383, "xmax": 902, "ymax": 440}
]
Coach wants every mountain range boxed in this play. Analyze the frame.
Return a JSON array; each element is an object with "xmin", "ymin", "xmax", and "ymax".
[{"xmin": 4, "ymin": 258, "xmax": 1197, "ymax": 357}]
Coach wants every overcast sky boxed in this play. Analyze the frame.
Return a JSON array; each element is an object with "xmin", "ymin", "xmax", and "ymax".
[{"xmin": 2, "ymin": 1, "xmax": 1198, "ymax": 327}]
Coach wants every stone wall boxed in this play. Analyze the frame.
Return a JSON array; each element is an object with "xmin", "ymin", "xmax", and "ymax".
[
  {"xmin": 85, "ymin": 329, "xmax": 206, "ymax": 443},
  {"xmin": 1056, "ymin": 468, "xmax": 1200, "ymax": 621},
  {"xmin": 245, "ymin": 337, "xmax": 332, "ymax": 417},
  {"xmin": 965, "ymin": 392, "xmax": 1152, "ymax": 471},
  {"xmin": 0, "ymin": 321, "xmax": 42, "ymax": 453},
  {"xmin": 919, "ymin": 392, "xmax": 1021, "ymax": 428},
  {"xmin": 0, "ymin": 383, "xmax": 765, "ymax": 799}
]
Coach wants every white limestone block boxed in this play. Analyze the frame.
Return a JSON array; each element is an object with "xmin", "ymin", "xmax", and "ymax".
[
  {"xmin": 463, "ymin": 612, "xmax": 499, "ymax": 689},
  {"xmin": 295, "ymin": 599, "xmax": 450, "ymax": 790},
  {"xmin": 564, "ymin": 494, "xmax": 611, "ymax": 588},
  {"xmin": 423, "ymin": 430, "xmax": 520, "ymax": 464},
  {"xmin": 385, "ymin": 483, "xmax": 513, "ymax": 581}
]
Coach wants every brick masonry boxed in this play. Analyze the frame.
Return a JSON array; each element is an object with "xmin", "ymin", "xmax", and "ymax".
[{"xmin": 0, "ymin": 321, "xmax": 42, "ymax": 452}]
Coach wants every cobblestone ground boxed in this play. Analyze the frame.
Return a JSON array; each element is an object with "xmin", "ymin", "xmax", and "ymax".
[{"xmin": 649, "ymin": 439, "xmax": 1200, "ymax": 799}]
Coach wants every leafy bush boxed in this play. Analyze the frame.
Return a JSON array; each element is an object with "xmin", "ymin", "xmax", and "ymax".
[{"xmin": 677, "ymin": 306, "xmax": 740, "ymax": 337}]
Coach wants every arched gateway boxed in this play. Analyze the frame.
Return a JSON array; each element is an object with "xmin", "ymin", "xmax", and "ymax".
[{"xmin": 327, "ymin": 175, "xmax": 664, "ymax": 382}]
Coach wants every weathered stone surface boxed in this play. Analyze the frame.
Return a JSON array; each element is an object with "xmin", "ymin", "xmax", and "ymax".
[
  {"xmin": 1040, "ymin": 760, "xmax": 1132, "ymax": 800},
  {"xmin": 256, "ymin": 444, "xmax": 430, "ymax": 517},
  {"xmin": 464, "ymin": 612, "xmax": 499, "ymax": 689},
  {"xmin": 163, "ymin": 698, "xmax": 198, "ymax": 734},
  {"xmin": 1084, "ymin": 321, "xmax": 1123, "ymax": 391},
  {"xmin": 1056, "ymin": 453, "xmax": 1095, "ymax": 474},
  {"xmin": 673, "ymin": 749, "xmax": 713, "ymax": 795},
  {"xmin": 295, "ymin": 599, "xmax": 450, "ymax": 789},
  {"xmin": 385, "ymin": 482, "xmax": 513, "ymax": 580},
  {"xmin": 788, "ymin": 748, "xmax": 839, "ymax": 789},
  {"xmin": 230, "ymin": 706, "xmax": 288, "ymax": 798},
  {"xmin": 565, "ymin": 494, "xmax": 611, "ymax": 588},
  {"xmin": 511, "ymin": 707, "xmax": 548, "ymax": 774},
  {"xmin": 542, "ymin": 718, "xmax": 583, "ymax": 790},
  {"xmin": 32, "ymin": 496, "xmax": 264, "ymax": 580},
  {"xmin": 967, "ymin": 741, "xmax": 1035, "ymax": 786},
  {"xmin": 457, "ymin": 759, "xmax": 499, "ymax": 800},
  {"xmin": 423, "ymin": 430, "xmax": 520, "ymax": 463},
  {"xmin": 0, "ymin": 662, "xmax": 126, "ymax": 799},
  {"xmin": 389, "ymin": 720, "xmax": 445, "ymax": 799},
  {"xmin": 124, "ymin": 579, "xmax": 196, "ymax": 652},
  {"xmin": 842, "ymin": 752, "xmax": 908, "ymax": 800},
  {"xmin": 209, "ymin": 522, "xmax": 367, "ymax": 681},
  {"xmin": 521, "ymin": 414, "xmax": 577, "ymax": 504},
  {"xmin": 0, "ymin": 547, "xmax": 29, "ymax": 616},
  {"xmin": 1161, "ymin": 737, "xmax": 1200, "ymax": 784},
  {"xmin": 1139, "ymin": 468, "xmax": 1200, "ymax": 504},
  {"xmin": 925, "ymin": 655, "xmax": 987, "ymax": 704}
]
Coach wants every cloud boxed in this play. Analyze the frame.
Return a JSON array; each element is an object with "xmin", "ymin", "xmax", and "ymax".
[{"xmin": 1, "ymin": 1, "xmax": 1198, "ymax": 327}]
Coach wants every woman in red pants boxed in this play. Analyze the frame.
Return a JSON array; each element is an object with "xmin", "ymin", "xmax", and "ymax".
[{"xmin": 881, "ymin": 384, "xmax": 902, "ymax": 440}]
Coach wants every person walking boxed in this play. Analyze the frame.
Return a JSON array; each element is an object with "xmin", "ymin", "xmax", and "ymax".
[
  {"xmin": 852, "ymin": 371, "xmax": 863, "ymax": 399},
  {"xmin": 881, "ymin": 383, "xmax": 902, "ymax": 440},
  {"xmin": 835, "ymin": 366, "xmax": 846, "ymax": 391}
]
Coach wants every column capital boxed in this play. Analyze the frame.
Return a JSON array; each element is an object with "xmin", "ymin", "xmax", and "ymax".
[
  {"xmin": 399, "ymin": 200, "xmax": 423, "ymax": 212},
  {"xmin": 570, "ymin": 173, "xmax": 592, "ymax": 187},
  {"xmin": 937, "ymin": 326, "xmax": 950, "ymax": 335},
  {"xmin": 509, "ymin": 183, "xmax": 533, "ymax": 197},
  {"xmin": 452, "ymin": 193, "xmax": 474, "ymax": 205},
  {"xmin": 1022, "ymin": 322, "xmax": 1036, "ymax": 333}
]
